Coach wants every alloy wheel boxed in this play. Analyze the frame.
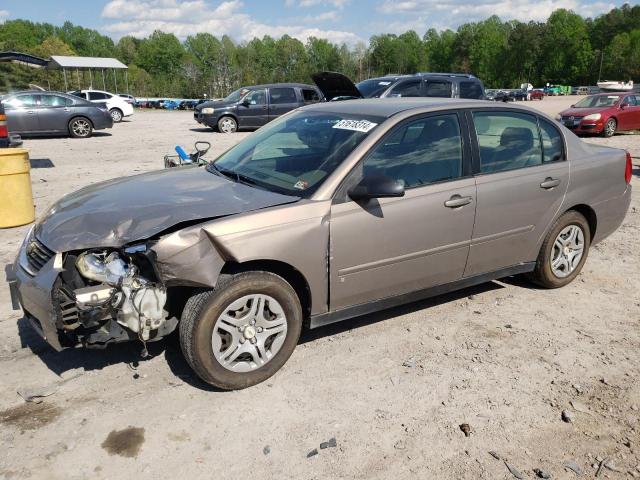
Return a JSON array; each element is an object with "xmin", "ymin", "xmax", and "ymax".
[{"xmin": 71, "ymin": 119, "xmax": 91, "ymax": 137}]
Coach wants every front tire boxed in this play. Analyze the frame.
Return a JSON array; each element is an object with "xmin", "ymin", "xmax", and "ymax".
[
  {"xmin": 179, "ymin": 272, "xmax": 302, "ymax": 390},
  {"xmin": 602, "ymin": 118, "xmax": 616, "ymax": 138},
  {"xmin": 217, "ymin": 116, "xmax": 238, "ymax": 133},
  {"xmin": 68, "ymin": 117, "xmax": 93, "ymax": 138},
  {"xmin": 110, "ymin": 108, "xmax": 123, "ymax": 123},
  {"xmin": 528, "ymin": 211, "xmax": 590, "ymax": 288}
]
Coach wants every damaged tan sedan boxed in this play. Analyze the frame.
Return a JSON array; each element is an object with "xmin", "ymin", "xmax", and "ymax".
[{"xmin": 7, "ymin": 99, "xmax": 632, "ymax": 389}]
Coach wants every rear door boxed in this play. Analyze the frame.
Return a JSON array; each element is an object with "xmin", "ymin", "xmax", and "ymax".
[
  {"xmin": 464, "ymin": 110, "xmax": 569, "ymax": 277},
  {"xmin": 37, "ymin": 94, "xmax": 73, "ymax": 132},
  {"xmin": 329, "ymin": 112, "xmax": 476, "ymax": 310},
  {"xmin": 4, "ymin": 94, "xmax": 39, "ymax": 133},
  {"xmin": 268, "ymin": 87, "xmax": 300, "ymax": 122},
  {"xmin": 237, "ymin": 89, "xmax": 268, "ymax": 127},
  {"xmin": 423, "ymin": 79, "xmax": 453, "ymax": 98}
]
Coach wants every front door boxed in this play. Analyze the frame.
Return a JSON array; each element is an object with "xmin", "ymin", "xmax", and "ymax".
[
  {"xmin": 267, "ymin": 87, "xmax": 299, "ymax": 122},
  {"xmin": 238, "ymin": 89, "xmax": 268, "ymax": 127},
  {"xmin": 619, "ymin": 95, "xmax": 640, "ymax": 130},
  {"xmin": 464, "ymin": 110, "xmax": 570, "ymax": 277},
  {"xmin": 4, "ymin": 94, "xmax": 39, "ymax": 134},
  {"xmin": 330, "ymin": 112, "xmax": 476, "ymax": 310}
]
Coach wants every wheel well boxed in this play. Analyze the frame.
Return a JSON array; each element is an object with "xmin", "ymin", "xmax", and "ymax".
[
  {"xmin": 110, "ymin": 107, "xmax": 123, "ymax": 113},
  {"xmin": 218, "ymin": 114, "xmax": 237, "ymax": 124},
  {"xmin": 220, "ymin": 260, "xmax": 312, "ymax": 318},
  {"xmin": 566, "ymin": 204, "xmax": 597, "ymax": 241}
]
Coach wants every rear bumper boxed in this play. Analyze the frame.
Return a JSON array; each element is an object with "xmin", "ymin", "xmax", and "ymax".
[
  {"xmin": 122, "ymin": 104, "xmax": 134, "ymax": 117},
  {"xmin": 592, "ymin": 184, "xmax": 632, "ymax": 245}
]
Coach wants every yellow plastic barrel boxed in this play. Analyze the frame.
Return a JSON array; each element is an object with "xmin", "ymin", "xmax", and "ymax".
[{"xmin": 0, "ymin": 148, "xmax": 35, "ymax": 228}]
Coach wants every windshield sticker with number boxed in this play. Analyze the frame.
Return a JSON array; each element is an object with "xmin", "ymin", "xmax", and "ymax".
[{"xmin": 332, "ymin": 119, "xmax": 378, "ymax": 133}]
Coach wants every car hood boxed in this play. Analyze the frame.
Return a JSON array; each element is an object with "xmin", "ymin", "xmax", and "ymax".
[
  {"xmin": 560, "ymin": 106, "xmax": 611, "ymax": 117},
  {"xmin": 197, "ymin": 99, "xmax": 235, "ymax": 111},
  {"xmin": 35, "ymin": 167, "xmax": 300, "ymax": 252},
  {"xmin": 312, "ymin": 71, "xmax": 363, "ymax": 101}
]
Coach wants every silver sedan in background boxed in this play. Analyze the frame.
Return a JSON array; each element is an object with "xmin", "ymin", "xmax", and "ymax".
[{"xmin": 1, "ymin": 90, "xmax": 113, "ymax": 138}]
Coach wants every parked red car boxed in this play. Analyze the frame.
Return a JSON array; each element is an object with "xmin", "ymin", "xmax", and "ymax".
[
  {"xmin": 530, "ymin": 89, "xmax": 545, "ymax": 100},
  {"xmin": 557, "ymin": 92, "xmax": 640, "ymax": 137}
]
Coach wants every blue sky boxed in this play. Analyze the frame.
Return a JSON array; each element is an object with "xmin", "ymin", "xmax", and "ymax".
[{"xmin": 0, "ymin": 0, "xmax": 627, "ymax": 44}]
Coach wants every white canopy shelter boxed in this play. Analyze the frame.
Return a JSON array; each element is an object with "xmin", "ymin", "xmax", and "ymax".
[{"xmin": 47, "ymin": 56, "xmax": 129, "ymax": 93}]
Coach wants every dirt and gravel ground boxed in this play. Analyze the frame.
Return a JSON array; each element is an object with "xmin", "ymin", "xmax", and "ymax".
[{"xmin": 0, "ymin": 97, "xmax": 639, "ymax": 480}]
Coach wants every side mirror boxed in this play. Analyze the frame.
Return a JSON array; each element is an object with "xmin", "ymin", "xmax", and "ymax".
[
  {"xmin": 241, "ymin": 98, "xmax": 250, "ymax": 106},
  {"xmin": 570, "ymin": 104, "xmax": 575, "ymax": 108},
  {"xmin": 348, "ymin": 175, "xmax": 405, "ymax": 201},
  {"xmin": 620, "ymin": 103, "xmax": 630, "ymax": 109}
]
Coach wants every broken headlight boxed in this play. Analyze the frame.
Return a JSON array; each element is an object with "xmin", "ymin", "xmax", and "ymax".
[{"xmin": 76, "ymin": 251, "xmax": 130, "ymax": 285}]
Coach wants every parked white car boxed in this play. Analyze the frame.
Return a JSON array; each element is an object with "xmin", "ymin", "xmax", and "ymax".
[{"xmin": 69, "ymin": 89, "xmax": 134, "ymax": 123}]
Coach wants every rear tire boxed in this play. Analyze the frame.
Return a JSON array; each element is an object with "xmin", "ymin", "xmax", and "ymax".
[
  {"xmin": 602, "ymin": 118, "xmax": 616, "ymax": 138},
  {"xmin": 68, "ymin": 117, "xmax": 93, "ymax": 138},
  {"xmin": 179, "ymin": 272, "xmax": 302, "ymax": 390},
  {"xmin": 528, "ymin": 211, "xmax": 590, "ymax": 288}
]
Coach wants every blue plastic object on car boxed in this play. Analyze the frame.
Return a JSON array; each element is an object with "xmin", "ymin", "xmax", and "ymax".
[{"xmin": 175, "ymin": 145, "xmax": 190, "ymax": 161}]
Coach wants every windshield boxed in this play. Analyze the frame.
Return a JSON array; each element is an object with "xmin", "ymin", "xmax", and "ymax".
[
  {"xmin": 356, "ymin": 79, "xmax": 396, "ymax": 98},
  {"xmin": 223, "ymin": 88, "xmax": 250, "ymax": 103},
  {"xmin": 574, "ymin": 95, "xmax": 621, "ymax": 108},
  {"xmin": 208, "ymin": 110, "xmax": 385, "ymax": 197}
]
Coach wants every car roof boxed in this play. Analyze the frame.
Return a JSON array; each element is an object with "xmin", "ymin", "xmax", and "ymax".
[
  {"xmin": 359, "ymin": 75, "xmax": 411, "ymax": 82},
  {"xmin": 243, "ymin": 83, "xmax": 318, "ymax": 90},
  {"xmin": 593, "ymin": 92, "xmax": 626, "ymax": 96},
  {"xmin": 300, "ymin": 97, "xmax": 551, "ymax": 118},
  {"xmin": 4, "ymin": 90, "xmax": 77, "ymax": 98}
]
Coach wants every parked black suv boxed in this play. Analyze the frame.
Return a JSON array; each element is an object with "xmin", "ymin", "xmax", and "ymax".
[
  {"xmin": 312, "ymin": 72, "xmax": 485, "ymax": 101},
  {"xmin": 194, "ymin": 83, "xmax": 323, "ymax": 132}
]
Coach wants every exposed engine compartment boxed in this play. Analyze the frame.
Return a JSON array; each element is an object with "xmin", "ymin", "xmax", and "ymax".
[{"xmin": 55, "ymin": 247, "xmax": 175, "ymax": 348}]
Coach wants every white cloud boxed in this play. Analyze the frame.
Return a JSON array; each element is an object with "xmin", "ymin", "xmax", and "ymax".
[
  {"xmin": 377, "ymin": 0, "xmax": 615, "ymax": 24},
  {"xmin": 290, "ymin": 0, "xmax": 350, "ymax": 8},
  {"xmin": 0, "ymin": 9, "xmax": 9, "ymax": 21},
  {"xmin": 100, "ymin": 0, "xmax": 360, "ymax": 43}
]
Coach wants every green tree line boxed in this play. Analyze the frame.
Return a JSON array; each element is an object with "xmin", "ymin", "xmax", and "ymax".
[{"xmin": 1, "ymin": 3, "xmax": 639, "ymax": 97}]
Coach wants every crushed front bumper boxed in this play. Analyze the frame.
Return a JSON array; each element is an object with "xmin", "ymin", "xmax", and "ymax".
[{"xmin": 6, "ymin": 255, "xmax": 66, "ymax": 351}]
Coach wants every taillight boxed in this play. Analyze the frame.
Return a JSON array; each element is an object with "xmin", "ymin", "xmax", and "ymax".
[
  {"xmin": 625, "ymin": 151, "xmax": 633, "ymax": 184},
  {"xmin": 0, "ymin": 113, "xmax": 7, "ymax": 138}
]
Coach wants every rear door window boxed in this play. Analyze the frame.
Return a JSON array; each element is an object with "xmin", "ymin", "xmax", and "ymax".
[
  {"xmin": 269, "ymin": 88, "xmax": 297, "ymax": 104},
  {"xmin": 88, "ymin": 91, "xmax": 108, "ymax": 100},
  {"xmin": 459, "ymin": 81, "xmax": 483, "ymax": 99},
  {"xmin": 472, "ymin": 111, "xmax": 543, "ymax": 173},
  {"xmin": 302, "ymin": 89, "xmax": 321, "ymax": 104},
  {"xmin": 424, "ymin": 80, "xmax": 452, "ymax": 98},
  {"xmin": 40, "ymin": 95, "xmax": 72, "ymax": 107},
  {"xmin": 539, "ymin": 118, "xmax": 564, "ymax": 163}
]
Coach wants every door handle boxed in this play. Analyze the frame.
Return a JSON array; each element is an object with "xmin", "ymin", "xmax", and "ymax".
[
  {"xmin": 27, "ymin": 110, "xmax": 35, "ymax": 115},
  {"xmin": 540, "ymin": 177, "xmax": 561, "ymax": 189},
  {"xmin": 444, "ymin": 195, "xmax": 473, "ymax": 208},
  {"xmin": 262, "ymin": 106, "xmax": 267, "ymax": 110},
  {"xmin": 63, "ymin": 108, "xmax": 70, "ymax": 112}
]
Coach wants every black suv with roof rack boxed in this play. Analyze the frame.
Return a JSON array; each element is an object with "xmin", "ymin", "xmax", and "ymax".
[{"xmin": 312, "ymin": 72, "xmax": 485, "ymax": 101}]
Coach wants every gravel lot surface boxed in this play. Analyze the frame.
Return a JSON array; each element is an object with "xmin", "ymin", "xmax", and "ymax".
[{"xmin": 1, "ymin": 97, "xmax": 639, "ymax": 479}]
